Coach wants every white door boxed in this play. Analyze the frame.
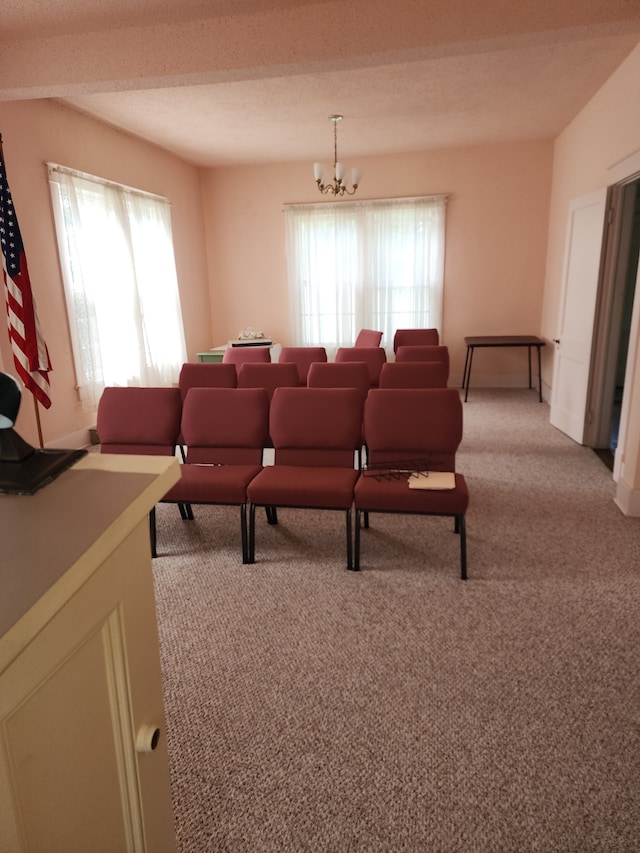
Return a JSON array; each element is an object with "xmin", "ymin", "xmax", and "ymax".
[{"xmin": 550, "ymin": 188, "xmax": 608, "ymax": 444}]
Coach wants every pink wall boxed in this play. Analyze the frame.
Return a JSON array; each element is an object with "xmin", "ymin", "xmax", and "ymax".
[
  {"xmin": 0, "ymin": 99, "xmax": 211, "ymax": 446},
  {"xmin": 202, "ymin": 140, "xmax": 553, "ymax": 385},
  {"xmin": 0, "ymin": 98, "xmax": 554, "ymax": 452},
  {"xmin": 541, "ymin": 43, "xmax": 640, "ymax": 513}
]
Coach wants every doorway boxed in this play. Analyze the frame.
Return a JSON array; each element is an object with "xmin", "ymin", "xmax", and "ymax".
[{"xmin": 586, "ymin": 176, "xmax": 640, "ymax": 470}]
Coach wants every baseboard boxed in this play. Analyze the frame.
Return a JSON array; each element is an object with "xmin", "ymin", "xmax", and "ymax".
[
  {"xmin": 45, "ymin": 427, "xmax": 92, "ymax": 451},
  {"xmin": 614, "ymin": 479, "xmax": 640, "ymax": 517},
  {"xmin": 454, "ymin": 374, "xmax": 549, "ymax": 400}
]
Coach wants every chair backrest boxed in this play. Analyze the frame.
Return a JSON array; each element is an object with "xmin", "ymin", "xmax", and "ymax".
[
  {"xmin": 393, "ymin": 328, "xmax": 440, "ymax": 353},
  {"xmin": 222, "ymin": 345, "xmax": 271, "ymax": 375},
  {"xmin": 178, "ymin": 362, "xmax": 237, "ymax": 399},
  {"xmin": 306, "ymin": 361, "xmax": 370, "ymax": 403},
  {"xmin": 334, "ymin": 346, "xmax": 387, "ymax": 387},
  {"xmin": 355, "ymin": 329, "xmax": 383, "ymax": 348},
  {"xmin": 363, "ymin": 388, "xmax": 462, "ymax": 472},
  {"xmin": 380, "ymin": 361, "xmax": 448, "ymax": 388},
  {"xmin": 181, "ymin": 387, "xmax": 269, "ymax": 464},
  {"xmin": 278, "ymin": 346, "xmax": 328, "ymax": 385},
  {"xmin": 269, "ymin": 387, "xmax": 363, "ymax": 467},
  {"xmin": 394, "ymin": 345, "xmax": 450, "ymax": 373},
  {"xmin": 237, "ymin": 361, "xmax": 300, "ymax": 401},
  {"xmin": 97, "ymin": 387, "xmax": 182, "ymax": 455}
]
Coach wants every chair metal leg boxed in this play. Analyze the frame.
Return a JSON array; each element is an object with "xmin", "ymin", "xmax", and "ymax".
[
  {"xmin": 149, "ymin": 507, "xmax": 157, "ymax": 558},
  {"xmin": 177, "ymin": 502, "xmax": 194, "ymax": 520},
  {"xmin": 458, "ymin": 514, "xmax": 467, "ymax": 580},
  {"xmin": 265, "ymin": 505, "xmax": 278, "ymax": 525},
  {"xmin": 240, "ymin": 503, "xmax": 249, "ymax": 564},
  {"xmin": 346, "ymin": 508, "xmax": 354, "ymax": 570},
  {"xmin": 248, "ymin": 504, "xmax": 256, "ymax": 564},
  {"xmin": 352, "ymin": 509, "xmax": 361, "ymax": 570}
]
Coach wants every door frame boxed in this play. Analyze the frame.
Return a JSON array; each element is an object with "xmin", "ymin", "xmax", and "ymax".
[{"xmin": 584, "ymin": 172, "xmax": 640, "ymax": 457}]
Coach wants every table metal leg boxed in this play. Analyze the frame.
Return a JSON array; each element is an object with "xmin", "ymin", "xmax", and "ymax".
[
  {"xmin": 461, "ymin": 345, "xmax": 471, "ymax": 391},
  {"xmin": 464, "ymin": 346, "xmax": 474, "ymax": 402},
  {"xmin": 527, "ymin": 346, "xmax": 532, "ymax": 389}
]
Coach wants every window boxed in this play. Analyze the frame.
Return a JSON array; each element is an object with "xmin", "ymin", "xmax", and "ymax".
[
  {"xmin": 48, "ymin": 164, "xmax": 187, "ymax": 410},
  {"xmin": 284, "ymin": 195, "xmax": 447, "ymax": 350}
]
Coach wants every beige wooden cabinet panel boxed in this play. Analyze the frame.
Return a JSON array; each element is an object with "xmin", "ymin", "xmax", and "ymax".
[{"xmin": 0, "ymin": 455, "xmax": 180, "ymax": 853}]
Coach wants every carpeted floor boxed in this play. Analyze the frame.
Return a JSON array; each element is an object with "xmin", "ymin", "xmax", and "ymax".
[{"xmin": 151, "ymin": 388, "xmax": 640, "ymax": 852}]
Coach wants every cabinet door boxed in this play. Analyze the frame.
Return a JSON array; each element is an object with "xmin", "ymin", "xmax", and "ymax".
[{"xmin": 0, "ymin": 520, "xmax": 176, "ymax": 853}]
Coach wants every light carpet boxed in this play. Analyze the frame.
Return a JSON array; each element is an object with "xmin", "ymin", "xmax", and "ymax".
[{"xmin": 152, "ymin": 389, "xmax": 640, "ymax": 853}]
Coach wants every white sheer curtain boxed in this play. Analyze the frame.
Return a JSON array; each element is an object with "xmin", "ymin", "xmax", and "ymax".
[
  {"xmin": 285, "ymin": 195, "xmax": 447, "ymax": 352},
  {"xmin": 48, "ymin": 164, "xmax": 187, "ymax": 410}
]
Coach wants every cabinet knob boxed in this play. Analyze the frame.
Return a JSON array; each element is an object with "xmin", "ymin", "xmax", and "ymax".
[{"xmin": 136, "ymin": 725, "xmax": 161, "ymax": 753}]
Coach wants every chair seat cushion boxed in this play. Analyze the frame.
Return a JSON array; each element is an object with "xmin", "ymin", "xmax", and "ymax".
[
  {"xmin": 248, "ymin": 466, "xmax": 359, "ymax": 509},
  {"xmin": 354, "ymin": 472, "xmax": 469, "ymax": 515},
  {"xmin": 163, "ymin": 463, "xmax": 262, "ymax": 504}
]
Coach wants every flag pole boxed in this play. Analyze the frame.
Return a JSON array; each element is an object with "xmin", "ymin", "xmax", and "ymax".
[{"xmin": 32, "ymin": 395, "xmax": 44, "ymax": 448}]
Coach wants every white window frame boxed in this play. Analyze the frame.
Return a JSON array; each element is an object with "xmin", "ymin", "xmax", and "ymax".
[
  {"xmin": 284, "ymin": 195, "xmax": 447, "ymax": 353},
  {"xmin": 48, "ymin": 164, "xmax": 187, "ymax": 410}
]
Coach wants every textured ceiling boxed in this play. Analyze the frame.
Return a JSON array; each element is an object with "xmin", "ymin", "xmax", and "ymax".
[{"xmin": 2, "ymin": 0, "xmax": 640, "ymax": 167}]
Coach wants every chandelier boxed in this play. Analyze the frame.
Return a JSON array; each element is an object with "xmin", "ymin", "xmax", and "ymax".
[{"xmin": 313, "ymin": 115, "xmax": 361, "ymax": 196}]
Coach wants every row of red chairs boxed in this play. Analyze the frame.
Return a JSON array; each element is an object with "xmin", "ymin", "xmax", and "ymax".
[
  {"xmin": 179, "ymin": 359, "xmax": 448, "ymax": 407},
  {"xmin": 223, "ymin": 345, "xmax": 448, "ymax": 386},
  {"xmin": 200, "ymin": 344, "xmax": 449, "ymax": 390},
  {"xmin": 220, "ymin": 326, "xmax": 443, "ymax": 387},
  {"xmin": 358, "ymin": 327, "xmax": 440, "ymax": 352},
  {"xmin": 96, "ymin": 385, "xmax": 469, "ymax": 577}
]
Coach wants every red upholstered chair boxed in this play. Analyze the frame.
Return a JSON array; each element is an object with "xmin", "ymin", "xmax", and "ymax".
[
  {"xmin": 393, "ymin": 328, "xmax": 439, "ymax": 353},
  {"xmin": 97, "ymin": 386, "xmax": 184, "ymax": 555},
  {"xmin": 178, "ymin": 362, "xmax": 237, "ymax": 399},
  {"xmin": 238, "ymin": 361, "xmax": 301, "ymax": 447},
  {"xmin": 354, "ymin": 388, "xmax": 469, "ymax": 578},
  {"xmin": 306, "ymin": 361, "xmax": 370, "ymax": 400},
  {"xmin": 222, "ymin": 345, "xmax": 271, "ymax": 376},
  {"xmin": 247, "ymin": 387, "xmax": 364, "ymax": 569},
  {"xmin": 161, "ymin": 387, "xmax": 270, "ymax": 563},
  {"xmin": 177, "ymin": 362, "xmax": 237, "ymax": 458},
  {"xmin": 355, "ymin": 329, "xmax": 383, "ymax": 347},
  {"xmin": 307, "ymin": 361, "xmax": 370, "ymax": 466},
  {"xmin": 237, "ymin": 361, "xmax": 300, "ymax": 402},
  {"xmin": 335, "ymin": 346, "xmax": 387, "ymax": 387},
  {"xmin": 278, "ymin": 346, "xmax": 327, "ymax": 385},
  {"xmin": 379, "ymin": 361, "xmax": 448, "ymax": 389},
  {"xmin": 394, "ymin": 345, "xmax": 450, "ymax": 377},
  {"xmin": 97, "ymin": 386, "xmax": 182, "ymax": 456}
]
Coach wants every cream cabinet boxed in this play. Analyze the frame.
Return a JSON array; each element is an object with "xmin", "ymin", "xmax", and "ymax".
[{"xmin": 0, "ymin": 454, "xmax": 180, "ymax": 853}]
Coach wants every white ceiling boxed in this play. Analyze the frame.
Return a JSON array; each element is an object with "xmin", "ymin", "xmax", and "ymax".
[{"xmin": 2, "ymin": 0, "xmax": 640, "ymax": 167}]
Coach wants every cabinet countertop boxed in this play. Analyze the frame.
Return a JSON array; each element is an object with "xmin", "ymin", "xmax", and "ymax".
[{"xmin": 0, "ymin": 453, "xmax": 180, "ymax": 670}]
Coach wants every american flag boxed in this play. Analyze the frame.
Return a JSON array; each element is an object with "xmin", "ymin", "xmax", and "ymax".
[{"xmin": 1, "ymin": 140, "xmax": 52, "ymax": 409}]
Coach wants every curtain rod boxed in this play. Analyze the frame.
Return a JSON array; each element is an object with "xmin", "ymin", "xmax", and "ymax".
[
  {"xmin": 282, "ymin": 193, "xmax": 449, "ymax": 212},
  {"xmin": 46, "ymin": 162, "xmax": 169, "ymax": 204}
]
